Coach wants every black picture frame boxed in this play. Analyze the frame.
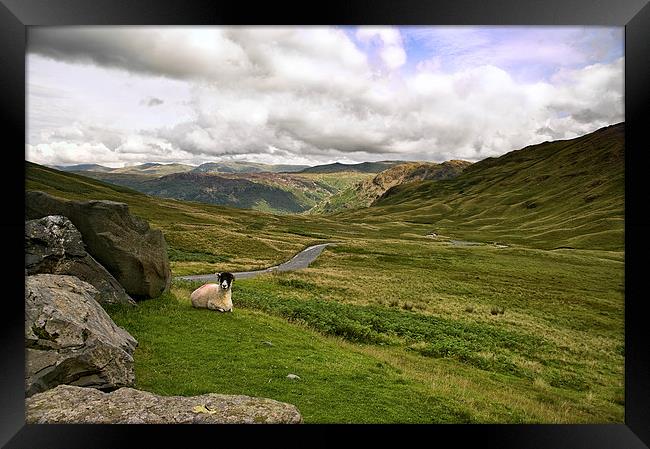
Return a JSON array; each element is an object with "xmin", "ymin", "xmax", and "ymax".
[{"xmin": 2, "ymin": 1, "xmax": 649, "ymax": 447}]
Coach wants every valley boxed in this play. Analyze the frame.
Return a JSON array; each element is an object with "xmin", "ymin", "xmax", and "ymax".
[
  {"xmin": 63, "ymin": 161, "xmax": 378, "ymax": 214},
  {"xmin": 59, "ymin": 159, "xmax": 473, "ymax": 215}
]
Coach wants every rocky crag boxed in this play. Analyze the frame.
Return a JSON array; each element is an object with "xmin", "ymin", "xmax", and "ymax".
[
  {"xmin": 26, "ymin": 190, "xmax": 171, "ymax": 300},
  {"xmin": 25, "ymin": 274, "xmax": 138, "ymax": 397},
  {"xmin": 25, "ymin": 215, "xmax": 135, "ymax": 306}
]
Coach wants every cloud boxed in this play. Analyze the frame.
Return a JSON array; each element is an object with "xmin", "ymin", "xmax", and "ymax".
[
  {"xmin": 356, "ymin": 26, "xmax": 407, "ymax": 70},
  {"xmin": 26, "ymin": 27, "xmax": 624, "ymax": 167},
  {"xmin": 141, "ymin": 97, "xmax": 164, "ymax": 107},
  {"xmin": 535, "ymin": 126, "xmax": 565, "ymax": 140},
  {"xmin": 403, "ymin": 27, "xmax": 623, "ymax": 82},
  {"xmin": 28, "ymin": 27, "xmax": 252, "ymax": 82},
  {"xmin": 27, "ymin": 27, "xmax": 369, "ymax": 90}
]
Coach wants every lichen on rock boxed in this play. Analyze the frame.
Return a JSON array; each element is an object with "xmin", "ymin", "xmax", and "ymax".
[
  {"xmin": 25, "ymin": 215, "xmax": 135, "ymax": 306},
  {"xmin": 26, "ymin": 385, "xmax": 303, "ymax": 424},
  {"xmin": 25, "ymin": 274, "xmax": 138, "ymax": 396}
]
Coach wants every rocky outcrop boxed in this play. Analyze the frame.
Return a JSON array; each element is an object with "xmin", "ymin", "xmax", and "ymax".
[
  {"xmin": 26, "ymin": 191, "xmax": 171, "ymax": 299},
  {"xmin": 365, "ymin": 160, "xmax": 472, "ymax": 206},
  {"xmin": 25, "ymin": 274, "xmax": 138, "ymax": 397},
  {"xmin": 25, "ymin": 215, "xmax": 135, "ymax": 306},
  {"xmin": 26, "ymin": 385, "xmax": 303, "ymax": 424}
]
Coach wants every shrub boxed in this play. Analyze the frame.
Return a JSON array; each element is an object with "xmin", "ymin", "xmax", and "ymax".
[
  {"xmin": 278, "ymin": 278, "xmax": 317, "ymax": 290},
  {"xmin": 490, "ymin": 306, "xmax": 505, "ymax": 315},
  {"xmin": 229, "ymin": 283, "xmax": 547, "ymax": 376},
  {"xmin": 402, "ymin": 302, "xmax": 414, "ymax": 311}
]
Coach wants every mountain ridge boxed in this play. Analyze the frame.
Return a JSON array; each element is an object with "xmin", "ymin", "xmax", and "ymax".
[
  {"xmin": 354, "ymin": 122, "xmax": 624, "ymax": 250},
  {"xmin": 298, "ymin": 161, "xmax": 406, "ymax": 174}
]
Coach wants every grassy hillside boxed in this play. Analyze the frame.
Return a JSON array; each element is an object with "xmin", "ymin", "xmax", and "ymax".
[
  {"xmin": 340, "ymin": 123, "xmax": 624, "ymax": 251},
  {"xmin": 310, "ymin": 160, "xmax": 471, "ymax": 214}
]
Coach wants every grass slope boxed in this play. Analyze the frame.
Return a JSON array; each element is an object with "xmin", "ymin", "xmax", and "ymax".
[
  {"xmin": 341, "ymin": 123, "xmax": 624, "ymax": 251},
  {"xmin": 106, "ymin": 288, "xmax": 475, "ymax": 423}
]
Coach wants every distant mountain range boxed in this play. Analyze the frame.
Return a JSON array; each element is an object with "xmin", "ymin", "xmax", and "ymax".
[
  {"xmin": 46, "ymin": 159, "xmax": 433, "ymax": 214},
  {"xmin": 67, "ymin": 169, "xmax": 373, "ymax": 214},
  {"xmin": 51, "ymin": 160, "xmax": 406, "ymax": 176},
  {"xmin": 54, "ymin": 163, "xmax": 115, "ymax": 173},
  {"xmin": 111, "ymin": 163, "xmax": 195, "ymax": 175},
  {"xmin": 192, "ymin": 162, "xmax": 310, "ymax": 174},
  {"xmin": 297, "ymin": 161, "xmax": 405, "ymax": 174}
]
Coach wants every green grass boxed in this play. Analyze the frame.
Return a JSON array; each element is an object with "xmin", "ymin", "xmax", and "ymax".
[
  {"xmin": 235, "ymin": 239, "xmax": 624, "ymax": 404},
  {"xmin": 105, "ymin": 260, "xmax": 623, "ymax": 423},
  {"xmin": 105, "ymin": 290, "xmax": 475, "ymax": 423}
]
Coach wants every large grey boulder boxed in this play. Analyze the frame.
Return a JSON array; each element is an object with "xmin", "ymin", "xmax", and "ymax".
[
  {"xmin": 25, "ymin": 274, "xmax": 138, "ymax": 397},
  {"xmin": 25, "ymin": 215, "xmax": 135, "ymax": 306},
  {"xmin": 26, "ymin": 385, "xmax": 303, "ymax": 424},
  {"xmin": 26, "ymin": 190, "xmax": 171, "ymax": 299}
]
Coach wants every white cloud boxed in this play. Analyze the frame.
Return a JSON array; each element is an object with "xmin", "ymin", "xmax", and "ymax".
[{"xmin": 26, "ymin": 26, "xmax": 624, "ymax": 167}]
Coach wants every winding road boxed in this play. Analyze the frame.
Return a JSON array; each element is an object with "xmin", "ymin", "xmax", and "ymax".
[{"xmin": 176, "ymin": 243, "xmax": 336, "ymax": 282}]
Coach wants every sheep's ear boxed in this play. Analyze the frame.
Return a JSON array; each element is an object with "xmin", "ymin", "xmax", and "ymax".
[{"xmin": 216, "ymin": 272, "xmax": 221, "ymax": 280}]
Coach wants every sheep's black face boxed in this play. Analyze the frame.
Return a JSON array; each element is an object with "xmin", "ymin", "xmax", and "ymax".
[{"xmin": 218, "ymin": 272, "xmax": 234, "ymax": 290}]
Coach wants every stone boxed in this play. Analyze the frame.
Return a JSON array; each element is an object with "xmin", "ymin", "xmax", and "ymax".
[
  {"xmin": 26, "ymin": 385, "xmax": 303, "ymax": 424},
  {"xmin": 25, "ymin": 215, "xmax": 135, "ymax": 306},
  {"xmin": 286, "ymin": 374, "xmax": 301, "ymax": 380},
  {"xmin": 25, "ymin": 274, "xmax": 138, "ymax": 397},
  {"xmin": 26, "ymin": 190, "xmax": 171, "ymax": 299}
]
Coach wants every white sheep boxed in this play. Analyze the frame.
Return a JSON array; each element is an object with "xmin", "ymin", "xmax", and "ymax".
[{"xmin": 190, "ymin": 272, "xmax": 234, "ymax": 312}]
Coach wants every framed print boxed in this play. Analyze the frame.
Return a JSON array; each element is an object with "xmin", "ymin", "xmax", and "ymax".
[{"xmin": 2, "ymin": 0, "xmax": 649, "ymax": 447}]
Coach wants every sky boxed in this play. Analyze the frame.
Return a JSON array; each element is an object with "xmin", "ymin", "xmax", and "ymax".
[{"xmin": 26, "ymin": 26, "xmax": 624, "ymax": 168}]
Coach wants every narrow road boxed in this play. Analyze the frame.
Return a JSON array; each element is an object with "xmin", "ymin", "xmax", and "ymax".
[{"xmin": 176, "ymin": 243, "xmax": 336, "ymax": 282}]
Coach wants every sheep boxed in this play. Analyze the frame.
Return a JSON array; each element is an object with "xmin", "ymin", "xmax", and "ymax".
[{"xmin": 190, "ymin": 272, "xmax": 235, "ymax": 312}]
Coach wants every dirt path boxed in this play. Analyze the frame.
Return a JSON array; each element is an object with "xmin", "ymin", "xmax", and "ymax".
[{"xmin": 176, "ymin": 243, "xmax": 335, "ymax": 283}]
